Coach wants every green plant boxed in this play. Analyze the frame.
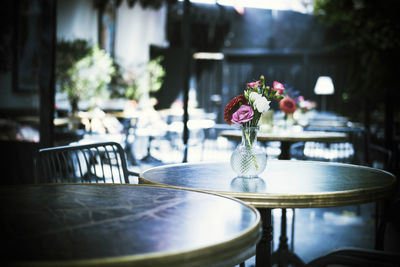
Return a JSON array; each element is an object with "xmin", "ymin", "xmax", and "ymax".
[
  {"xmin": 56, "ymin": 39, "xmax": 115, "ymax": 113},
  {"xmin": 313, "ymin": 0, "xmax": 400, "ymax": 103},
  {"xmin": 124, "ymin": 56, "xmax": 165, "ymax": 101}
]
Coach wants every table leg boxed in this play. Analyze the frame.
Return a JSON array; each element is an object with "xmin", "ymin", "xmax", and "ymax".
[
  {"xmin": 291, "ymin": 208, "xmax": 295, "ymax": 252},
  {"xmin": 271, "ymin": 208, "xmax": 305, "ymax": 267},
  {"xmin": 122, "ymin": 119, "xmax": 138, "ymax": 166},
  {"xmin": 256, "ymin": 208, "xmax": 272, "ymax": 267},
  {"xmin": 375, "ymin": 199, "xmax": 387, "ymax": 250},
  {"xmin": 278, "ymin": 141, "xmax": 292, "ymax": 160},
  {"xmin": 124, "ymin": 141, "xmax": 138, "ymax": 166},
  {"xmin": 275, "ymin": 141, "xmax": 304, "ymax": 266}
]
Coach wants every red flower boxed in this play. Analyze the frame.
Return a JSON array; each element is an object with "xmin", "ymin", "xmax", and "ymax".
[
  {"xmin": 280, "ymin": 97, "xmax": 297, "ymax": 114},
  {"xmin": 224, "ymin": 94, "xmax": 247, "ymax": 124}
]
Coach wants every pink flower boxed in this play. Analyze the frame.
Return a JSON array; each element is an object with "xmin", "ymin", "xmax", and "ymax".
[
  {"xmin": 247, "ymin": 80, "xmax": 260, "ymax": 89},
  {"xmin": 273, "ymin": 81, "xmax": 285, "ymax": 95},
  {"xmin": 231, "ymin": 105, "xmax": 254, "ymax": 124}
]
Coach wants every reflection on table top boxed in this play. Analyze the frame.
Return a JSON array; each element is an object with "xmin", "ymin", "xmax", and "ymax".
[
  {"xmin": 220, "ymin": 130, "xmax": 348, "ymax": 143},
  {"xmin": 140, "ymin": 160, "xmax": 397, "ymax": 208},
  {"xmin": 1, "ymin": 184, "xmax": 261, "ymax": 267}
]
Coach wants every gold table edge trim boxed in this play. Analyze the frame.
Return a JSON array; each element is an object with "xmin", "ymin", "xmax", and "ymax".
[{"xmin": 138, "ymin": 177, "xmax": 397, "ymax": 209}]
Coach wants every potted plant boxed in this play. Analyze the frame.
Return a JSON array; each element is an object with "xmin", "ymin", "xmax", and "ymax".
[
  {"xmin": 123, "ymin": 56, "xmax": 165, "ymax": 104},
  {"xmin": 56, "ymin": 39, "xmax": 115, "ymax": 116}
]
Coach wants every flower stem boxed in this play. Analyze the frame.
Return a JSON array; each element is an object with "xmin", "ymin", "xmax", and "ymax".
[{"xmin": 244, "ymin": 128, "xmax": 259, "ymax": 170}]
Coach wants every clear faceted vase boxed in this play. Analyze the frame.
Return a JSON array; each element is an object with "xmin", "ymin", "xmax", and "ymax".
[{"xmin": 230, "ymin": 126, "xmax": 267, "ymax": 178}]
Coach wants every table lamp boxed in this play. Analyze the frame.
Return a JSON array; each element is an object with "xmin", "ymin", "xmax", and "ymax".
[{"xmin": 314, "ymin": 76, "xmax": 334, "ymax": 111}]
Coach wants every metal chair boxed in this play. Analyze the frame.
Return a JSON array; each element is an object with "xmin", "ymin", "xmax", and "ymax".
[{"xmin": 37, "ymin": 141, "xmax": 139, "ymax": 184}]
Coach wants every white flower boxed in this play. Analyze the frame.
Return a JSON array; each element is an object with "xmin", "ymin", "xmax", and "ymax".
[
  {"xmin": 249, "ymin": 92, "xmax": 262, "ymax": 103},
  {"xmin": 248, "ymin": 92, "xmax": 270, "ymax": 113},
  {"xmin": 253, "ymin": 96, "xmax": 271, "ymax": 113}
]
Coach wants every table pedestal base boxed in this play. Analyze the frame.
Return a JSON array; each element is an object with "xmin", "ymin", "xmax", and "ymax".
[
  {"xmin": 272, "ymin": 208, "xmax": 305, "ymax": 267},
  {"xmin": 272, "ymin": 246, "xmax": 304, "ymax": 267},
  {"xmin": 140, "ymin": 153, "xmax": 162, "ymax": 163},
  {"xmin": 140, "ymin": 136, "xmax": 162, "ymax": 164}
]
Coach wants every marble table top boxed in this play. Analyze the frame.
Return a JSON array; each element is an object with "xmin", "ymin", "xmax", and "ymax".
[{"xmin": 1, "ymin": 184, "xmax": 261, "ymax": 266}]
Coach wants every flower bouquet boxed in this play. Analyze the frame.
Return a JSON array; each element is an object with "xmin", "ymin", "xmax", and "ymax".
[
  {"xmin": 297, "ymin": 96, "xmax": 316, "ymax": 113},
  {"xmin": 224, "ymin": 75, "xmax": 285, "ymax": 177}
]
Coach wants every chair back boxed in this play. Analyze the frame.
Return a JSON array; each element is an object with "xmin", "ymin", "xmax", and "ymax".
[{"xmin": 37, "ymin": 142, "xmax": 130, "ymax": 184}]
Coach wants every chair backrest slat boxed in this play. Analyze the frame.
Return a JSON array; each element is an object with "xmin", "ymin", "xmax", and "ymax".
[
  {"xmin": 58, "ymin": 151, "xmax": 69, "ymax": 182},
  {"xmin": 109, "ymin": 144, "xmax": 122, "ymax": 183},
  {"xmin": 37, "ymin": 142, "xmax": 131, "ymax": 184},
  {"xmin": 85, "ymin": 147, "xmax": 97, "ymax": 183},
  {"xmin": 71, "ymin": 149, "xmax": 82, "ymax": 182},
  {"xmin": 67, "ymin": 150, "xmax": 78, "ymax": 183},
  {"xmin": 96, "ymin": 146, "xmax": 107, "ymax": 183}
]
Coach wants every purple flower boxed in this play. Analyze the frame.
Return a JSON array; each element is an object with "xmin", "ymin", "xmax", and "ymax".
[{"xmin": 231, "ymin": 105, "xmax": 254, "ymax": 124}]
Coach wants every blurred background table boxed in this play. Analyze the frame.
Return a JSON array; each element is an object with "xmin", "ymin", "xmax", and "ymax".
[{"xmin": 220, "ymin": 129, "xmax": 348, "ymax": 160}]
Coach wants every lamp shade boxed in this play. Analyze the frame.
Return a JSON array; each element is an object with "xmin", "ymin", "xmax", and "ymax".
[{"xmin": 314, "ymin": 76, "xmax": 335, "ymax": 95}]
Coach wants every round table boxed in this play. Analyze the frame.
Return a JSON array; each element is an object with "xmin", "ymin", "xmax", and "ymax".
[
  {"xmin": 220, "ymin": 130, "xmax": 348, "ymax": 160},
  {"xmin": 139, "ymin": 160, "xmax": 397, "ymax": 266},
  {"xmin": 0, "ymin": 184, "xmax": 261, "ymax": 267},
  {"xmin": 221, "ymin": 129, "xmax": 350, "ymax": 265}
]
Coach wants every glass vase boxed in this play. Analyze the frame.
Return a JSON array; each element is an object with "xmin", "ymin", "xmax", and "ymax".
[{"xmin": 230, "ymin": 126, "xmax": 267, "ymax": 178}]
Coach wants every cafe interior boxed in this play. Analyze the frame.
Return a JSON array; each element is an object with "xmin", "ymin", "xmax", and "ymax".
[{"xmin": 1, "ymin": 0, "xmax": 399, "ymax": 266}]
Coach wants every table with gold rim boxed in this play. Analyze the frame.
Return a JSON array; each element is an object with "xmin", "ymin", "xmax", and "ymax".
[
  {"xmin": 139, "ymin": 160, "xmax": 397, "ymax": 266},
  {"xmin": 220, "ymin": 130, "xmax": 348, "ymax": 143},
  {"xmin": 0, "ymin": 184, "xmax": 261, "ymax": 267},
  {"xmin": 220, "ymin": 129, "xmax": 350, "ymax": 265}
]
